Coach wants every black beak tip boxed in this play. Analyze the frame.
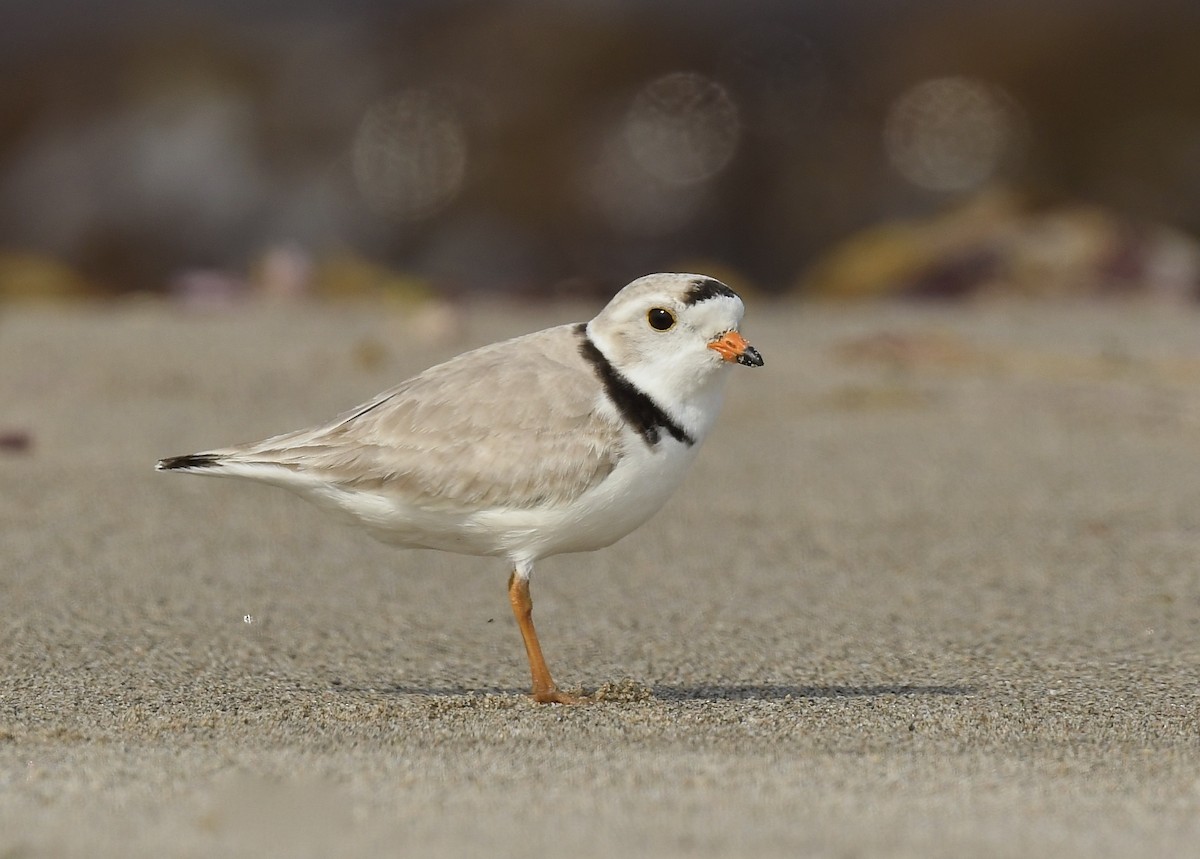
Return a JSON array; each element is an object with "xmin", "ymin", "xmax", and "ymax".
[{"xmin": 738, "ymin": 346, "xmax": 764, "ymax": 367}]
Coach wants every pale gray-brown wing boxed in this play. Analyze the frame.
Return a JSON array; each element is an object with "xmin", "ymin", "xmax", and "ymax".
[{"xmin": 236, "ymin": 324, "xmax": 623, "ymax": 511}]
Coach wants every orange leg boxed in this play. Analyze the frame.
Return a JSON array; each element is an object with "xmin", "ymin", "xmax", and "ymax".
[{"xmin": 507, "ymin": 572, "xmax": 581, "ymax": 704}]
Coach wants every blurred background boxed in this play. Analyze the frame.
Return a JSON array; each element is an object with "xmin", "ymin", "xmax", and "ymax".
[{"xmin": 2, "ymin": 0, "xmax": 1199, "ymax": 302}]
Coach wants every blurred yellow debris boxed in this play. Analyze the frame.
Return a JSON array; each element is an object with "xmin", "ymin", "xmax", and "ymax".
[
  {"xmin": 804, "ymin": 191, "xmax": 1022, "ymax": 299},
  {"xmin": 803, "ymin": 220, "xmax": 940, "ymax": 299},
  {"xmin": 0, "ymin": 251, "xmax": 92, "ymax": 300},
  {"xmin": 802, "ymin": 188, "xmax": 1200, "ymax": 300},
  {"xmin": 311, "ymin": 252, "xmax": 436, "ymax": 304},
  {"xmin": 311, "ymin": 252, "xmax": 462, "ymax": 345}
]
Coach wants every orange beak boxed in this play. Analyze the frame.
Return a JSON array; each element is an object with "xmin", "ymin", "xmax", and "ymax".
[{"xmin": 708, "ymin": 331, "xmax": 764, "ymax": 367}]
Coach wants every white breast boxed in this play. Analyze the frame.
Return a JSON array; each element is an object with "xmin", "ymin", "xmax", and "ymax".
[{"xmin": 471, "ymin": 427, "xmax": 704, "ymax": 566}]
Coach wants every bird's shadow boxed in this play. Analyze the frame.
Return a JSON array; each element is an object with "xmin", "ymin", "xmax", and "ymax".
[
  {"xmin": 335, "ymin": 682, "xmax": 974, "ymax": 702},
  {"xmin": 651, "ymin": 683, "xmax": 974, "ymax": 701}
]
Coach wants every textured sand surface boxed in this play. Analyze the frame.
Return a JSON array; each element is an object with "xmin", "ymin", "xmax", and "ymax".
[{"xmin": 2, "ymin": 300, "xmax": 1199, "ymax": 857}]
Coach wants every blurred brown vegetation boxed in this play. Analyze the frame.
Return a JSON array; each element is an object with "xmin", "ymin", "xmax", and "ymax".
[{"xmin": 1, "ymin": 0, "xmax": 1198, "ymax": 300}]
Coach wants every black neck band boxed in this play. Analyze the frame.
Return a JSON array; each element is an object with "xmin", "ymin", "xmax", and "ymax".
[{"xmin": 576, "ymin": 324, "xmax": 695, "ymax": 447}]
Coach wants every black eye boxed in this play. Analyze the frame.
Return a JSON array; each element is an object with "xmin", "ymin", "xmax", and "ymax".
[{"xmin": 647, "ymin": 308, "xmax": 675, "ymax": 331}]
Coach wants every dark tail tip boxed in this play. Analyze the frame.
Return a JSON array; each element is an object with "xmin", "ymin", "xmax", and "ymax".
[{"xmin": 156, "ymin": 453, "xmax": 222, "ymax": 471}]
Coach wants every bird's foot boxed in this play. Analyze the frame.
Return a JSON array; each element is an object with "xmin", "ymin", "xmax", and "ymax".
[{"xmin": 530, "ymin": 686, "xmax": 587, "ymax": 705}]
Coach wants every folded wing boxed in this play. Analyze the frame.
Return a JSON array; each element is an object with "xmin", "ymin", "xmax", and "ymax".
[{"xmin": 196, "ymin": 325, "xmax": 623, "ymax": 511}]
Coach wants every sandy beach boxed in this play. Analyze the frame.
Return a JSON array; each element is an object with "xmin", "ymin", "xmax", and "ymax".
[{"xmin": 2, "ymin": 298, "xmax": 1198, "ymax": 857}]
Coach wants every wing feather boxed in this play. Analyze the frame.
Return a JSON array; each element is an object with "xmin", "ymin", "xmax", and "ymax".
[{"xmin": 227, "ymin": 324, "xmax": 622, "ymax": 510}]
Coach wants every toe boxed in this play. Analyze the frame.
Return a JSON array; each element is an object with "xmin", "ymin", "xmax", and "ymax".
[{"xmin": 530, "ymin": 688, "xmax": 586, "ymax": 705}]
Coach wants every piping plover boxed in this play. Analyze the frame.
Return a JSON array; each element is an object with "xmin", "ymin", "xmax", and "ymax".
[{"xmin": 157, "ymin": 272, "xmax": 763, "ymax": 703}]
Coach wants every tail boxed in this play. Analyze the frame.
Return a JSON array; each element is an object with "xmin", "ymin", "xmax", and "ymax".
[
  {"xmin": 156, "ymin": 452, "xmax": 225, "ymax": 472},
  {"xmin": 155, "ymin": 449, "xmax": 314, "ymax": 492}
]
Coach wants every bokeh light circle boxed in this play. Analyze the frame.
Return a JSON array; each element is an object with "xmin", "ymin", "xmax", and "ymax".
[
  {"xmin": 351, "ymin": 90, "xmax": 467, "ymax": 219},
  {"xmin": 623, "ymin": 72, "xmax": 741, "ymax": 185},
  {"xmin": 884, "ymin": 76, "xmax": 1018, "ymax": 192}
]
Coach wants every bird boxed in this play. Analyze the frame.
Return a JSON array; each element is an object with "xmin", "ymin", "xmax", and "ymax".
[{"xmin": 157, "ymin": 272, "xmax": 763, "ymax": 703}]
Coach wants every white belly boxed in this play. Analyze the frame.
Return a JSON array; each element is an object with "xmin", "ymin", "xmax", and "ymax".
[
  {"xmin": 469, "ymin": 432, "xmax": 701, "ymax": 564},
  {"xmin": 301, "ymin": 431, "xmax": 701, "ymax": 567}
]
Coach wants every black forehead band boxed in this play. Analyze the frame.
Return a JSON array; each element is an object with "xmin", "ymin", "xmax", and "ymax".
[{"xmin": 682, "ymin": 277, "xmax": 738, "ymax": 305}]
